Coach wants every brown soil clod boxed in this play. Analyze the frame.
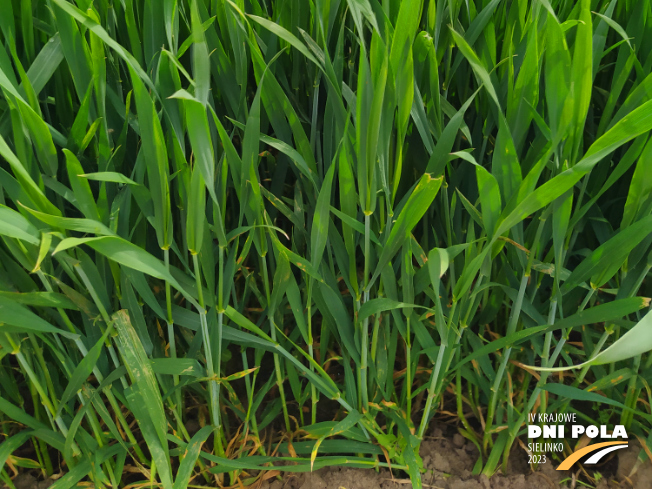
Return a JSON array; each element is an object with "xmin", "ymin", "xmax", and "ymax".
[{"xmin": 259, "ymin": 429, "xmax": 651, "ymax": 489}]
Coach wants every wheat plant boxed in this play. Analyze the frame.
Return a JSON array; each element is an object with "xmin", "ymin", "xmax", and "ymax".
[{"xmin": 1, "ymin": 0, "xmax": 652, "ymax": 487}]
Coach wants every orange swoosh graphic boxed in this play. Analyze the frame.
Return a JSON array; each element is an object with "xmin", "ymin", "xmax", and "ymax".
[{"xmin": 557, "ymin": 441, "xmax": 628, "ymax": 470}]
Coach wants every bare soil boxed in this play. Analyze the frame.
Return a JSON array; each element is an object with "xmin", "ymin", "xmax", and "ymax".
[
  {"xmin": 261, "ymin": 427, "xmax": 652, "ymax": 489},
  {"xmin": 5, "ymin": 427, "xmax": 652, "ymax": 488}
]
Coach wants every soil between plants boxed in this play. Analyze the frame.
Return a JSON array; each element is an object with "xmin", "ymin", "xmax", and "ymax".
[
  {"xmin": 260, "ymin": 427, "xmax": 652, "ymax": 489},
  {"xmin": 4, "ymin": 427, "xmax": 652, "ymax": 488}
]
